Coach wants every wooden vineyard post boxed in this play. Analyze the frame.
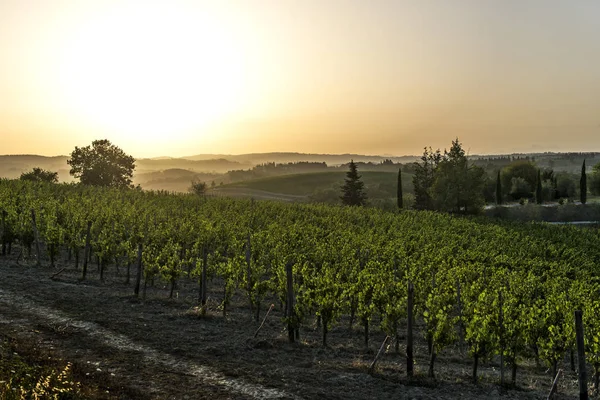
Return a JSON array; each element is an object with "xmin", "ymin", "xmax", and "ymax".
[
  {"xmin": 134, "ymin": 243, "xmax": 143, "ymax": 297},
  {"xmin": 456, "ymin": 280, "xmax": 465, "ymax": 354},
  {"xmin": 30, "ymin": 209, "xmax": 41, "ymax": 266},
  {"xmin": 407, "ymin": 280, "xmax": 414, "ymax": 378},
  {"xmin": 245, "ymin": 232, "xmax": 253, "ymax": 317},
  {"xmin": 199, "ymin": 248, "xmax": 208, "ymax": 306},
  {"xmin": 575, "ymin": 310, "xmax": 588, "ymax": 400},
  {"xmin": 369, "ymin": 336, "xmax": 390, "ymax": 375},
  {"xmin": 286, "ymin": 261, "xmax": 296, "ymax": 343},
  {"xmin": 81, "ymin": 221, "xmax": 92, "ymax": 280},
  {"xmin": 547, "ymin": 369, "xmax": 563, "ymax": 400}
]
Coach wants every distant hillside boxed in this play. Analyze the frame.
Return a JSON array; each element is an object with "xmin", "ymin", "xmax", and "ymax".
[
  {"xmin": 135, "ymin": 158, "xmax": 247, "ymax": 174},
  {"xmin": 212, "ymin": 170, "xmax": 414, "ymax": 208},
  {"xmin": 0, "ymin": 155, "xmax": 241, "ymax": 185},
  {"xmin": 182, "ymin": 152, "xmax": 419, "ymax": 166},
  {"xmin": 134, "ymin": 168, "xmax": 224, "ymax": 192},
  {"xmin": 0, "ymin": 155, "xmax": 72, "ymax": 181}
]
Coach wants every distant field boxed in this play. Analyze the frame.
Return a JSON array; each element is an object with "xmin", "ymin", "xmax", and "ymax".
[{"xmin": 215, "ymin": 171, "xmax": 411, "ymax": 196}]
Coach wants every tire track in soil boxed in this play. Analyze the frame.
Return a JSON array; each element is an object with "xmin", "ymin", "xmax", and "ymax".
[{"xmin": 0, "ymin": 288, "xmax": 301, "ymax": 400}]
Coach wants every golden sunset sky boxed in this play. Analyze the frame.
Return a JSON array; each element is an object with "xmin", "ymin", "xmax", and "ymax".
[{"xmin": 1, "ymin": 0, "xmax": 599, "ymax": 158}]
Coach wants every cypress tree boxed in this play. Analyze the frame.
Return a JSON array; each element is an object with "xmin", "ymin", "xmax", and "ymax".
[
  {"xmin": 581, "ymin": 159, "xmax": 587, "ymax": 204},
  {"xmin": 495, "ymin": 170, "xmax": 502, "ymax": 205},
  {"xmin": 340, "ymin": 160, "xmax": 367, "ymax": 206},
  {"xmin": 397, "ymin": 167, "xmax": 403, "ymax": 209},
  {"xmin": 535, "ymin": 169, "xmax": 542, "ymax": 204}
]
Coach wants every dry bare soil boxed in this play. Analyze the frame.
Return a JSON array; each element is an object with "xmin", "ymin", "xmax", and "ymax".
[{"xmin": 0, "ymin": 249, "xmax": 582, "ymax": 399}]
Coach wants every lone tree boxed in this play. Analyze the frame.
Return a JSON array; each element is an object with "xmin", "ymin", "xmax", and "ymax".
[
  {"xmin": 430, "ymin": 138, "xmax": 485, "ymax": 214},
  {"xmin": 68, "ymin": 139, "xmax": 135, "ymax": 188},
  {"xmin": 20, "ymin": 168, "xmax": 58, "ymax": 183},
  {"xmin": 340, "ymin": 160, "xmax": 367, "ymax": 206},
  {"xmin": 580, "ymin": 159, "xmax": 587, "ymax": 204},
  {"xmin": 397, "ymin": 167, "xmax": 403, "ymax": 209},
  {"xmin": 189, "ymin": 180, "xmax": 207, "ymax": 196}
]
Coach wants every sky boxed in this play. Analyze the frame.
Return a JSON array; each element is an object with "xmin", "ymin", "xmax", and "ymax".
[{"xmin": 1, "ymin": 0, "xmax": 600, "ymax": 158}]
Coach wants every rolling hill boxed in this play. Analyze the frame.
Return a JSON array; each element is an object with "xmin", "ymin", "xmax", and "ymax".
[{"xmin": 211, "ymin": 170, "xmax": 414, "ymax": 206}]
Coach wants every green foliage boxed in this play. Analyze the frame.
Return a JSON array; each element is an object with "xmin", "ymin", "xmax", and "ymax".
[
  {"xmin": 502, "ymin": 161, "xmax": 537, "ymax": 200},
  {"xmin": 555, "ymin": 173, "xmax": 577, "ymax": 199},
  {"xmin": 340, "ymin": 160, "xmax": 367, "ymax": 206},
  {"xmin": 430, "ymin": 139, "xmax": 486, "ymax": 214},
  {"xmin": 189, "ymin": 180, "xmax": 207, "ymax": 195},
  {"xmin": 2, "ymin": 178, "xmax": 600, "ymax": 380},
  {"xmin": 510, "ymin": 177, "xmax": 532, "ymax": 200},
  {"xmin": 412, "ymin": 147, "xmax": 441, "ymax": 210},
  {"xmin": 590, "ymin": 161, "xmax": 600, "ymax": 196},
  {"xmin": 0, "ymin": 346, "xmax": 81, "ymax": 399},
  {"xmin": 535, "ymin": 169, "xmax": 542, "ymax": 204},
  {"xmin": 397, "ymin": 168, "xmax": 403, "ymax": 209},
  {"xmin": 67, "ymin": 139, "xmax": 135, "ymax": 188},
  {"xmin": 19, "ymin": 167, "xmax": 58, "ymax": 183},
  {"xmin": 495, "ymin": 170, "xmax": 502, "ymax": 205}
]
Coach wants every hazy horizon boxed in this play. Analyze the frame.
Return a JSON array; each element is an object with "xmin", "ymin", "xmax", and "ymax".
[{"xmin": 2, "ymin": 0, "xmax": 599, "ymax": 158}]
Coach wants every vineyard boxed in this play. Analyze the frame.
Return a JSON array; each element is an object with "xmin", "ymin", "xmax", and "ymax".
[{"xmin": 1, "ymin": 178, "xmax": 600, "ymax": 399}]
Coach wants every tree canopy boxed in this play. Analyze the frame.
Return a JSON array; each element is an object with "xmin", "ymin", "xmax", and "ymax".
[
  {"xmin": 501, "ymin": 161, "xmax": 537, "ymax": 200},
  {"xmin": 20, "ymin": 167, "xmax": 58, "ymax": 183},
  {"xmin": 430, "ymin": 139, "xmax": 486, "ymax": 214},
  {"xmin": 189, "ymin": 180, "xmax": 207, "ymax": 196},
  {"xmin": 412, "ymin": 147, "xmax": 442, "ymax": 210},
  {"xmin": 67, "ymin": 139, "xmax": 135, "ymax": 188},
  {"xmin": 590, "ymin": 161, "xmax": 600, "ymax": 196},
  {"xmin": 340, "ymin": 160, "xmax": 367, "ymax": 206}
]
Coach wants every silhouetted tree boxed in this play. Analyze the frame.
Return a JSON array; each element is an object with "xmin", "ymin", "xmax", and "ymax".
[
  {"xmin": 412, "ymin": 147, "xmax": 442, "ymax": 210},
  {"xmin": 68, "ymin": 139, "xmax": 135, "ymax": 188},
  {"xmin": 340, "ymin": 160, "xmax": 367, "ymax": 206},
  {"xmin": 189, "ymin": 180, "xmax": 207, "ymax": 196},
  {"xmin": 535, "ymin": 169, "xmax": 542, "ymax": 204},
  {"xmin": 430, "ymin": 138, "xmax": 485, "ymax": 214},
  {"xmin": 397, "ymin": 167, "xmax": 403, "ymax": 209},
  {"xmin": 20, "ymin": 167, "xmax": 58, "ymax": 183},
  {"xmin": 580, "ymin": 160, "xmax": 587, "ymax": 204},
  {"xmin": 495, "ymin": 170, "xmax": 502, "ymax": 205}
]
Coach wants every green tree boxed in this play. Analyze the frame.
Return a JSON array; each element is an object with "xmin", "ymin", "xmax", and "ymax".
[
  {"xmin": 397, "ymin": 167, "xmax": 403, "ymax": 209},
  {"xmin": 430, "ymin": 139, "xmax": 486, "ymax": 214},
  {"xmin": 67, "ymin": 139, "xmax": 135, "ymax": 188},
  {"xmin": 340, "ymin": 160, "xmax": 367, "ymax": 206},
  {"xmin": 189, "ymin": 180, "xmax": 207, "ymax": 196},
  {"xmin": 19, "ymin": 167, "xmax": 58, "ymax": 183},
  {"xmin": 555, "ymin": 173, "xmax": 577, "ymax": 199},
  {"xmin": 501, "ymin": 161, "xmax": 537, "ymax": 200},
  {"xmin": 412, "ymin": 147, "xmax": 442, "ymax": 210},
  {"xmin": 535, "ymin": 169, "xmax": 542, "ymax": 204},
  {"xmin": 495, "ymin": 170, "xmax": 502, "ymax": 205},
  {"xmin": 580, "ymin": 160, "xmax": 587, "ymax": 204},
  {"xmin": 590, "ymin": 162, "xmax": 600, "ymax": 196}
]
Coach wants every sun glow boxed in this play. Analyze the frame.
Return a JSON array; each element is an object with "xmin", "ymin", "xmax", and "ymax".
[{"xmin": 54, "ymin": 3, "xmax": 248, "ymax": 147}]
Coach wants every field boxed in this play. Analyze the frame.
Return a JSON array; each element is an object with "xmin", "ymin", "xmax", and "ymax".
[
  {"xmin": 212, "ymin": 171, "xmax": 412, "ymax": 205},
  {"xmin": 0, "ymin": 255, "xmax": 580, "ymax": 399},
  {"xmin": 1, "ymin": 179, "xmax": 599, "ymax": 399}
]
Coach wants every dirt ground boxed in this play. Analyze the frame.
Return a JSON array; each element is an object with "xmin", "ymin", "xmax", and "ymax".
[{"xmin": 0, "ymin": 249, "xmax": 585, "ymax": 399}]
